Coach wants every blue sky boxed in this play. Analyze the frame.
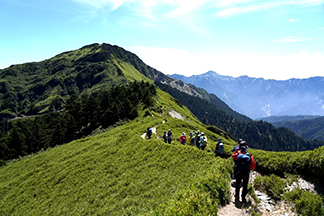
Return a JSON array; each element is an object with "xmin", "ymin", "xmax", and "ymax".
[{"xmin": 0, "ymin": 0, "xmax": 323, "ymax": 80}]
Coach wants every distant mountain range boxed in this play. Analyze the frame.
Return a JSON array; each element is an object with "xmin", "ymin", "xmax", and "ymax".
[
  {"xmin": 261, "ymin": 115, "xmax": 324, "ymax": 141},
  {"xmin": 170, "ymin": 71, "xmax": 324, "ymax": 119}
]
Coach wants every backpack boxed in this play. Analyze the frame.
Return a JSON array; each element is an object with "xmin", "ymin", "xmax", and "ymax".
[
  {"xmin": 147, "ymin": 128, "xmax": 152, "ymax": 135},
  {"xmin": 196, "ymin": 134, "xmax": 201, "ymax": 145},
  {"xmin": 236, "ymin": 153, "xmax": 251, "ymax": 175},
  {"xmin": 201, "ymin": 136, "xmax": 207, "ymax": 146},
  {"xmin": 180, "ymin": 136, "xmax": 186, "ymax": 143},
  {"xmin": 218, "ymin": 143, "xmax": 224, "ymax": 154},
  {"xmin": 191, "ymin": 136, "xmax": 195, "ymax": 144}
]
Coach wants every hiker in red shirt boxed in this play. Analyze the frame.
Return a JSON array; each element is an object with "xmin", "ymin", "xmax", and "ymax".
[{"xmin": 232, "ymin": 146, "xmax": 256, "ymax": 203}]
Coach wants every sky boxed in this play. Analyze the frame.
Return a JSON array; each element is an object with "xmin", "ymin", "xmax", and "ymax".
[{"xmin": 0, "ymin": 0, "xmax": 324, "ymax": 80}]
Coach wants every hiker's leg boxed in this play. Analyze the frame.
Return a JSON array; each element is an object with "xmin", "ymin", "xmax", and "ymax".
[
  {"xmin": 242, "ymin": 175, "xmax": 249, "ymax": 202},
  {"xmin": 235, "ymin": 176, "xmax": 242, "ymax": 199}
]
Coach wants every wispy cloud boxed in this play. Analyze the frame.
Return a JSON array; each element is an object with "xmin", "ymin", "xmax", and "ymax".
[
  {"xmin": 215, "ymin": 0, "xmax": 324, "ymax": 17},
  {"xmin": 73, "ymin": 0, "xmax": 126, "ymax": 9},
  {"xmin": 288, "ymin": 18, "xmax": 300, "ymax": 22},
  {"xmin": 318, "ymin": 27, "xmax": 324, "ymax": 30},
  {"xmin": 274, "ymin": 36, "xmax": 315, "ymax": 43},
  {"xmin": 216, "ymin": 3, "xmax": 271, "ymax": 17}
]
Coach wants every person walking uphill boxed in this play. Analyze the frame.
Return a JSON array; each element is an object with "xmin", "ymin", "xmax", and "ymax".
[
  {"xmin": 163, "ymin": 131, "xmax": 168, "ymax": 143},
  {"xmin": 147, "ymin": 127, "xmax": 152, "ymax": 139},
  {"xmin": 195, "ymin": 130, "xmax": 201, "ymax": 149},
  {"xmin": 179, "ymin": 132, "xmax": 187, "ymax": 145},
  {"xmin": 232, "ymin": 146, "xmax": 256, "ymax": 203},
  {"xmin": 167, "ymin": 129, "xmax": 173, "ymax": 144},
  {"xmin": 215, "ymin": 138, "xmax": 225, "ymax": 158},
  {"xmin": 199, "ymin": 132, "xmax": 208, "ymax": 150}
]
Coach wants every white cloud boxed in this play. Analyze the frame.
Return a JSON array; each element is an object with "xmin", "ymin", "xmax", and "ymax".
[
  {"xmin": 288, "ymin": 18, "xmax": 300, "ymax": 22},
  {"xmin": 274, "ymin": 36, "xmax": 315, "ymax": 43},
  {"xmin": 73, "ymin": 0, "xmax": 126, "ymax": 9},
  {"xmin": 215, "ymin": 0, "xmax": 324, "ymax": 17},
  {"xmin": 318, "ymin": 27, "xmax": 324, "ymax": 30},
  {"xmin": 216, "ymin": 3, "xmax": 271, "ymax": 17},
  {"xmin": 129, "ymin": 46, "xmax": 324, "ymax": 80},
  {"xmin": 166, "ymin": 0, "xmax": 210, "ymax": 18}
]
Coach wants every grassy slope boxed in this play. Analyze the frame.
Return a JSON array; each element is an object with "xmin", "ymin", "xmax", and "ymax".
[{"xmin": 0, "ymin": 89, "xmax": 234, "ymax": 215}]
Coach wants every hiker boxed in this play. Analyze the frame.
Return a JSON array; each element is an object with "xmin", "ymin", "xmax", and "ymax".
[
  {"xmin": 239, "ymin": 140, "xmax": 248, "ymax": 150},
  {"xmin": 179, "ymin": 132, "xmax": 186, "ymax": 145},
  {"xmin": 167, "ymin": 129, "xmax": 173, "ymax": 144},
  {"xmin": 163, "ymin": 131, "xmax": 168, "ymax": 143},
  {"xmin": 215, "ymin": 138, "xmax": 225, "ymax": 158},
  {"xmin": 232, "ymin": 139, "xmax": 243, "ymax": 153},
  {"xmin": 232, "ymin": 146, "xmax": 256, "ymax": 203},
  {"xmin": 195, "ymin": 130, "xmax": 201, "ymax": 149},
  {"xmin": 190, "ymin": 132, "xmax": 195, "ymax": 146},
  {"xmin": 199, "ymin": 132, "xmax": 208, "ymax": 150},
  {"xmin": 147, "ymin": 127, "xmax": 152, "ymax": 139}
]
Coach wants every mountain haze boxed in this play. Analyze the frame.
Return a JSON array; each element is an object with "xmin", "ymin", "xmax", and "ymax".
[{"xmin": 170, "ymin": 71, "xmax": 324, "ymax": 119}]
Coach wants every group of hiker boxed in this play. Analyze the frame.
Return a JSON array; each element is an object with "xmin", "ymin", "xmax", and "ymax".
[
  {"xmin": 161, "ymin": 129, "xmax": 209, "ymax": 150},
  {"xmin": 147, "ymin": 127, "xmax": 256, "ymax": 203}
]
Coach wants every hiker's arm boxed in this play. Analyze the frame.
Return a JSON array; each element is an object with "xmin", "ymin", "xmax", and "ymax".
[
  {"xmin": 232, "ymin": 149, "xmax": 239, "ymax": 160},
  {"xmin": 250, "ymin": 156, "xmax": 256, "ymax": 170}
]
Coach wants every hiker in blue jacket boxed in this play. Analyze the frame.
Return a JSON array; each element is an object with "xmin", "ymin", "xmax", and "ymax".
[{"xmin": 147, "ymin": 127, "xmax": 152, "ymax": 139}]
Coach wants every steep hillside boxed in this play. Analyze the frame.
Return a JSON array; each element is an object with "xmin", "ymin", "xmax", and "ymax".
[
  {"xmin": 0, "ymin": 89, "xmax": 235, "ymax": 215},
  {"xmin": 170, "ymin": 71, "xmax": 324, "ymax": 119},
  {"xmin": 156, "ymin": 82, "xmax": 324, "ymax": 151},
  {"xmin": 269, "ymin": 116, "xmax": 324, "ymax": 141},
  {"xmin": 258, "ymin": 115, "xmax": 320, "ymax": 123},
  {"xmin": 1, "ymin": 89, "xmax": 323, "ymax": 215},
  {"xmin": 0, "ymin": 43, "xmax": 248, "ymax": 125},
  {"xmin": 0, "ymin": 43, "xmax": 207, "ymax": 120}
]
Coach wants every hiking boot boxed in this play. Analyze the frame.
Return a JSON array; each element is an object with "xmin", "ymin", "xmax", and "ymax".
[{"xmin": 235, "ymin": 194, "xmax": 240, "ymax": 202}]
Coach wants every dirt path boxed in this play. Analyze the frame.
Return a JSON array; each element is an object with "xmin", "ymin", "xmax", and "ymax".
[
  {"xmin": 141, "ymin": 125, "xmax": 158, "ymax": 139},
  {"xmin": 218, "ymin": 172, "xmax": 298, "ymax": 216},
  {"xmin": 218, "ymin": 179, "xmax": 250, "ymax": 216}
]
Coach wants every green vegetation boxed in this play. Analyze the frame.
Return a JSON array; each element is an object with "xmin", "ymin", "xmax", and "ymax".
[
  {"xmin": 283, "ymin": 188, "xmax": 324, "ymax": 216},
  {"xmin": 272, "ymin": 116, "xmax": 324, "ymax": 141},
  {"xmin": 253, "ymin": 174, "xmax": 324, "ymax": 216},
  {"xmin": 0, "ymin": 88, "xmax": 234, "ymax": 215},
  {"xmin": 156, "ymin": 82, "xmax": 324, "ymax": 151},
  {"xmin": 0, "ymin": 81, "xmax": 156, "ymax": 162},
  {"xmin": 253, "ymin": 174, "xmax": 286, "ymax": 200},
  {"xmin": 250, "ymin": 146, "xmax": 324, "ymax": 180},
  {"xmin": 1, "ymin": 42, "xmax": 323, "ymax": 215},
  {"xmin": 0, "ymin": 43, "xmax": 157, "ymax": 119}
]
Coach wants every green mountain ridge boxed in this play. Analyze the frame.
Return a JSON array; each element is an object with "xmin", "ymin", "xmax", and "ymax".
[
  {"xmin": 0, "ymin": 88, "xmax": 234, "ymax": 215},
  {"xmin": 1, "ymin": 87, "xmax": 323, "ymax": 215},
  {"xmin": 0, "ymin": 43, "xmax": 243, "ymax": 123},
  {"xmin": 0, "ymin": 43, "xmax": 323, "ymax": 215},
  {"xmin": 0, "ymin": 43, "xmax": 153, "ymax": 118}
]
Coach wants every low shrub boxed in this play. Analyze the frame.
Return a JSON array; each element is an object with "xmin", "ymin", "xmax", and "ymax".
[
  {"xmin": 253, "ymin": 174, "xmax": 286, "ymax": 201},
  {"xmin": 283, "ymin": 188, "xmax": 324, "ymax": 216}
]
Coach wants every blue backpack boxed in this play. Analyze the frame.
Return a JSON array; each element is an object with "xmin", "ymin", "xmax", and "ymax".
[
  {"xmin": 147, "ymin": 128, "xmax": 152, "ymax": 135},
  {"xmin": 236, "ymin": 153, "xmax": 251, "ymax": 174}
]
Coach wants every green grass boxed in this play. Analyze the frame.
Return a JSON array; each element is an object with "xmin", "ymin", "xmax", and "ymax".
[
  {"xmin": 113, "ymin": 59, "xmax": 153, "ymax": 83},
  {"xmin": 0, "ymin": 89, "xmax": 234, "ymax": 215}
]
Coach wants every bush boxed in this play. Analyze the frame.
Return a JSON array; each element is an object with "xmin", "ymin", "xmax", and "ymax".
[
  {"xmin": 253, "ymin": 174, "xmax": 286, "ymax": 201},
  {"xmin": 283, "ymin": 188, "xmax": 324, "ymax": 216}
]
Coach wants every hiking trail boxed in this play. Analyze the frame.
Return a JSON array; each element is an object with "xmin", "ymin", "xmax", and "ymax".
[{"xmin": 218, "ymin": 171, "xmax": 298, "ymax": 216}]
